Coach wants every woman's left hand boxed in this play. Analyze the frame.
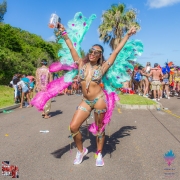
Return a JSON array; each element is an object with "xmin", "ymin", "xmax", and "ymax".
[{"xmin": 127, "ymin": 26, "xmax": 136, "ymax": 37}]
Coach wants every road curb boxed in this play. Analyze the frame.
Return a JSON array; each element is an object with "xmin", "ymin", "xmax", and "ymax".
[
  {"xmin": 0, "ymin": 104, "xmax": 20, "ymax": 113},
  {"xmin": 116, "ymin": 101, "xmax": 162, "ymax": 110}
]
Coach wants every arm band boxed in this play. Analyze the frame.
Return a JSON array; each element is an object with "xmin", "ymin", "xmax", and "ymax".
[
  {"xmin": 62, "ymin": 31, "xmax": 67, "ymax": 36},
  {"xmin": 107, "ymin": 61, "xmax": 111, "ymax": 66},
  {"xmin": 75, "ymin": 58, "xmax": 81, "ymax": 64}
]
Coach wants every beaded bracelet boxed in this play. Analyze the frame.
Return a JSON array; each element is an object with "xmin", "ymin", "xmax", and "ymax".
[{"xmin": 61, "ymin": 31, "xmax": 67, "ymax": 36}]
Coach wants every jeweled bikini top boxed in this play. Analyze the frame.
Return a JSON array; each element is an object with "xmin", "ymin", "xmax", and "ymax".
[
  {"xmin": 79, "ymin": 63, "xmax": 103, "ymax": 91},
  {"xmin": 79, "ymin": 63, "xmax": 102, "ymax": 83}
]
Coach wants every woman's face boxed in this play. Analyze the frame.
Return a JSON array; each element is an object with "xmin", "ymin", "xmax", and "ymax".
[{"xmin": 88, "ymin": 46, "xmax": 102, "ymax": 62}]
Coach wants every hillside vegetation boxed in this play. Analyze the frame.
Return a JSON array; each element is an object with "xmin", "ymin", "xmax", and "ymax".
[{"xmin": 0, "ymin": 23, "xmax": 61, "ymax": 84}]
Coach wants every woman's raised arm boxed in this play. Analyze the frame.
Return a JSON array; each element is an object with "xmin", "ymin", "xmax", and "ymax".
[
  {"xmin": 57, "ymin": 23, "xmax": 81, "ymax": 64},
  {"xmin": 102, "ymin": 27, "xmax": 136, "ymax": 73}
]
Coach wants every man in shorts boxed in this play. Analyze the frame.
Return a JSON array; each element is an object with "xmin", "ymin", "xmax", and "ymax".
[{"xmin": 143, "ymin": 63, "xmax": 163, "ymax": 101}]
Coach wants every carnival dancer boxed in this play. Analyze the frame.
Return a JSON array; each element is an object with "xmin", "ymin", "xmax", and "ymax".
[
  {"xmin": 35, "ymin": 59, "xmax": 52, "ymax": 118},
  {"xmin": 173, "ymin": 66, "xmax": 180, "ymax": 96},
  {"xmin": 31, "ymin": 12, "xmax": 143, "ymax": 167},
  {"xmin": 56, "ymin": 22, "xmax": 136, "ymax": 166}
]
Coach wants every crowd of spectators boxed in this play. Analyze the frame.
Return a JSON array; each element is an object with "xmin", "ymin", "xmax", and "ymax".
[
  {"xmin": 9, "ymin": 72, "xmax": 82, "ymax": 108},
  {"xmin": 9, "ymin": 61, "xmax": 180, "ymax": 107},
  {"xmin": 10, "ymin": 73, "xmax": 35, "ymax": 108},
  {"xmin": 121, "ymin": 62, "xmax": 180, "ymax": 101}
]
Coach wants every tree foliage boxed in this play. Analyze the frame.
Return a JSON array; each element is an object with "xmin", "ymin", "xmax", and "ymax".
[
  {"xmin": 0, "ymin": 23, "xmax": 61, "ymax": 84},
  {"xmin": 80, "ymin": 48, "xmax": 86, "ymax": 58},
  {"xmin": 0, "ymin": 0, "xmax": 7, "ymax": 22},
  {"xmin": 99, "ymin": 3, "xmax": 140, "ymax": 50}
]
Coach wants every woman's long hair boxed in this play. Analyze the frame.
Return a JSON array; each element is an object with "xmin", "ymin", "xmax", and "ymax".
[{"xmin": 82, "ymin": 44, "xmax": 105, "ymax": 65}]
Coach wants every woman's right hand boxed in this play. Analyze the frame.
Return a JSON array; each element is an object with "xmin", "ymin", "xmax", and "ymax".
[{"xmin": 57, "ymin": 22, "xmax": 65, "ymax": 32}]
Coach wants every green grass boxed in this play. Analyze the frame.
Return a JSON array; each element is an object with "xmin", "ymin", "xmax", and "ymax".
[
  {"xmin": 0, "ymin": 85, "xmax": 15, "ymax": 108},
  {"xmin": 119, "ymin": 94, "xmax": 157, "ymax": 105}
]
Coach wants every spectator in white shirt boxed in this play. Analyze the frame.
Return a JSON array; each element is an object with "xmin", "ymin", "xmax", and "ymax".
[{"xmin": 17, "ymin": 77, "xmax": 32, "ymax": 108}]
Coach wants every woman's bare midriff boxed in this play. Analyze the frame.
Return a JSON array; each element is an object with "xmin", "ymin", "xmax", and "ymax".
[{"xmin": 81, "ymin": 81, "xmax": 103, "ymax": 100}]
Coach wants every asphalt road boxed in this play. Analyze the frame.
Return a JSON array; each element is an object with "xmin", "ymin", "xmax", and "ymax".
[{"xmin": 1, "ymin": 94, "xmax": 180, "ymax": 180}]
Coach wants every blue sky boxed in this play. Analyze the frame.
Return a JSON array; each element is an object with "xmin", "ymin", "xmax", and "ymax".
[{"xmin": 3, "ymin": 0, "xmax": 180, "ymax": 66}]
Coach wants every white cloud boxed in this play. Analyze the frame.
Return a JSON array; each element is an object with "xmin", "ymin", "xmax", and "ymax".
[
  {"xmin": 47, "ymin": 35, "xmax": 56, "ymax": 42},
  {"xmin": 147, "ymin": 0, "xmax": 180, "ymax": 8}
]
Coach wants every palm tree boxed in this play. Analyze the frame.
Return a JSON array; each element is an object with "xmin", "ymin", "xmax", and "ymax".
[
  {"xmin": 80, "ymin": 48, "xmax": 86, "ymax": 58},
  {"xmin": 0, "ymin": 0, "xmax": 7, "ymax": 22},
  {"xmin": 99, "ymin": 3, "xmax": 140, "ymax": 50}
]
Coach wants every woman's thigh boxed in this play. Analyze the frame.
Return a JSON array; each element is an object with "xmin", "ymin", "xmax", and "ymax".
[
  {"xmin": 165, "ymin": 84, "xmax": 169, "ymax": 89},
  {"xmin": 70, "ymin": 101, "xmax": 92, "ymax": 130},
  {"xmin": 145, "ymin": 78, "xmax": 149, "ymax": 86},
  {"xmin": 94, "ymin": 96, "xmax": 107, "ymax": 109},
  {"xmin": 94, "ymin": 97, "xmax": 107, "ymax": 125}
]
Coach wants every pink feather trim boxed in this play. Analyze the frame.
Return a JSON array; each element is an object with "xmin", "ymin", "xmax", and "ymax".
[
  {"xmin": 88, "ymin": 122, "xmax": 98, "ymax": 136},
  {"xmin": 49, "ymin": 62, "xmax": 78, "ymax": 72},
  {"xmin": 114, "ymin": 93, "xmax": 120, "ymax": 101},
  {"xmin": 31, "ymin": 76, "xmax": 71, "ymax": 111},
  {"xmin": 88, "ymin": 90, "xmax": 117, "ymax": 135}
]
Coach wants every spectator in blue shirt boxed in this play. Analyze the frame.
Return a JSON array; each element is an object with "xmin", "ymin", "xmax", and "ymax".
[{"xmin": 21, "ymin": 74, "xmax": 30, "ymax": 88}]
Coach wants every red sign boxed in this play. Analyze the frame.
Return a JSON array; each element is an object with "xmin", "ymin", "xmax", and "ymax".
[{"xmin": 2, "ymin": 161, "xmax": 19, "ymax": 178}]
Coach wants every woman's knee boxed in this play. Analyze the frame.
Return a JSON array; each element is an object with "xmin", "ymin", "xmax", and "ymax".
[{"xmin": 69, "ymin": 122, "xmax": 79, "ymax": 132}]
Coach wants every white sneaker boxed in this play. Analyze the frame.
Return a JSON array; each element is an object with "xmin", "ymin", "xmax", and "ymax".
[
  {"xmin": 175, "ymin": 93, "xmax": 178, "ymax": 96},
  {"xmin": 158, "ymin": 99, "xmax": 160, "ymax": 101},
  {"xmin": 168, "ymin": 97, "xmax": 170, "ymax": 99},
  {"xmin": 152, "ymin": 99, "xmax": 157, "ymax": 101},
  {"xmin": 73, "ymin": 147, "xmax": 88, "ymax": 165},
  {"xmin": 96, "ymin": 153, "xmax": 104, "ymax": 167}
]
